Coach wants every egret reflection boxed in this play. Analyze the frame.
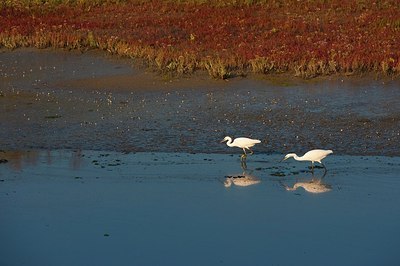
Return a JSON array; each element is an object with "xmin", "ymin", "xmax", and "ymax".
[
  {"xmin": 224, "ymin": 162, "xmax": 261, "ymax": 188},
  {"xmin": 281, "ymin": 170, "xmax": 331, "ymax": 194}
]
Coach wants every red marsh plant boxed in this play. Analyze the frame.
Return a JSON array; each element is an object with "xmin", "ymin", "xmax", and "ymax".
[{"xmin": 1, "ymin": 0, "xmax": 399, "ymax": 78}]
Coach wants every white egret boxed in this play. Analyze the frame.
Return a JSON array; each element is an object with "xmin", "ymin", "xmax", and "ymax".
[
  {"xmin": 281, "ymin": 149, "xmax": 333, "ymax": 171},
  {"xmin": 221, "ymin": 136, "xmax": 261, "ymax": 160}
]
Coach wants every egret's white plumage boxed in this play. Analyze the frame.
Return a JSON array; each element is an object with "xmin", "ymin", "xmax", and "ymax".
[
  {"xmin": 221, "ymin": 136, "xmax": 261, "ymax": 160},
  {"xmin": 281, "ymin": 149, "xmax": 333, "ymax": 170}
]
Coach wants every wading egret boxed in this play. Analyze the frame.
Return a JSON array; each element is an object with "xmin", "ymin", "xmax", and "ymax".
[
  {"xmin": 221, "ymin": 136, "xmax": 261, "ymax": 161},
  {"xmin": 281, "ymin": 149, "xmax": 333, "ymax": 171}
]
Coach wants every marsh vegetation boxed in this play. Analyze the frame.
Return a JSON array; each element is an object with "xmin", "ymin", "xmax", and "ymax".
[{"xmin": 1, "ymin": 0, "xmax": 399, "ymax": 78}]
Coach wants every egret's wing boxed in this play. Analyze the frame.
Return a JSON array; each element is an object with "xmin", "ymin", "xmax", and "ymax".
[
  {"xmin": 301, "ymin": 183, "xmax": 331, "ymax": 193},
  {"xmin": 235, "ymin": 137, "xmax": 261, "ymax": 144},
  {"xmin": 232, "ymin": 178, "xmax": 261, "ymax": 187},
  {"xmin": 303, "ymin": 149, "xmax": 332, "ymax": 161},
  {"xmin": 303, "ymin": 149, "xmax": 325, "ymax": 157}
]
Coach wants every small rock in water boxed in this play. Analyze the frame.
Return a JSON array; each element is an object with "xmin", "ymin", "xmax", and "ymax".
[{"xmin": 0, "ymin": 159, "xmax": 8, "ymax": 164}]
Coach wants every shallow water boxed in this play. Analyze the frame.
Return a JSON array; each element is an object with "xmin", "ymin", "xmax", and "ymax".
[
  {"xmin": 1, "ymin": 49, "xmax": 400, "ymax": 265},
  {"xmin": 1, "ymin": 49, "xmax": 400, "ymax": 155},
  {"xmin": 0, "ymin": 150, "xmax": 400, "ymax": 266}
]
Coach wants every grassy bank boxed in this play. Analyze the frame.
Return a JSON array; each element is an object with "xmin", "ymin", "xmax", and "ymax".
[{"xmin": 1, "ymin": 0, "xmax": 399, "ymax": 79}]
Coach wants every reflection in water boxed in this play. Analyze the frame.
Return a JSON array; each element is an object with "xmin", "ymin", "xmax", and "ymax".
[
  {"xmin": 282, "ymin": 170, "xmax": 332, "ymax": 194},
  {"xmin": 0, "ymin": 150, "xmax": 40, "ymax": 171},
  {"xmin": 224, "ymin": 162, "xmax": 261, "ymax": 188},
  {"xmin": 240, "ymin": 160, "xmax": 247, "ymax": 170},
  {"xmin": 0, "ymin": 150, "xmax": 85, "ymax": 171},
  {"xmin": 71, "ymin": 150, "xmax": 83, "ymax": 170}
]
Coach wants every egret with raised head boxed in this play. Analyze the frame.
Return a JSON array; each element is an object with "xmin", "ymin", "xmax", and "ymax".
[
  {"xmin": 221, "ymin": 136, "xmax": 261, "ymax": 161},
  {"xmin": 281, "ymin": 149, "xmax": 333, "ymax": 171}
]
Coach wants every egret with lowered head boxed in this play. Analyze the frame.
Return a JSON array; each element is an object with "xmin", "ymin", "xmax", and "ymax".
[
  {"xmin": 221, "ymin": 136, "xmax": 261, "ymax": 161},
  {"xmin": 281, "ymin": 149, "xmax": 333, "ymax": 171}
]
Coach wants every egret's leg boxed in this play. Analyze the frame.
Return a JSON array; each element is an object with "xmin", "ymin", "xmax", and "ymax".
[
  {"xmin": 248, "ymin": 148, "xmax": 254, "ymax": 155},
  {"xmin": 322, "ymin": 167, "xmax": 328, "ymax": 177},
  {"xmin": 241, "ymin": 148, "xmax": 247, "ymax": 161},
  {"xmin": 311, "ymin": 162, "xmax": 314, "ymax": 172},
  {"xmin": 321, "ymin": 162, "xmax": 327, "ymax": 171},
  {"xmin": 241, "ymin": 160, "xmax": 247, "ymax": 170}
]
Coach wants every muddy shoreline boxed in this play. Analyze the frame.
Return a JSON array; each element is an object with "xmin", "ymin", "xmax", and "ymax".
[{"xmin": 1, "ymin": 48, "xmax": 399, "ymax": 156}]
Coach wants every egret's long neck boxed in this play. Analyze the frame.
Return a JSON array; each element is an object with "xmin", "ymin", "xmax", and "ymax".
[
  {"xmin": 293, "ymin": 183, "xmax": 301, "ymax": 190},
  {"xmin": 294, "ymin": 154, "xmax": 306, "ymax": 161},
  {"xmin": 286, "ymin": 184, "xmax": 299, "ymax": 191},
  {"xmin": 226, "ymin": 138, "xmax": 233, "ymax": 146}
]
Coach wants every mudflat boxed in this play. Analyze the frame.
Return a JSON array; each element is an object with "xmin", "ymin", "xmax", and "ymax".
[{"xmin": 1, "ymin": 48, "xmax": 399, "ymax": 155}]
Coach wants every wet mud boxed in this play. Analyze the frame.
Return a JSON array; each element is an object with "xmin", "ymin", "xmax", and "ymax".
[{"xmin": 1, "ymin": 48, "xmax": 399, "ymax": 155}]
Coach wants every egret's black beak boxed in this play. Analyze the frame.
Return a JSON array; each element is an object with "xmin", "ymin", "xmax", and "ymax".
[{"xmin": 279, "ymin": 157, "xmax": 287, "ymax": 163}]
